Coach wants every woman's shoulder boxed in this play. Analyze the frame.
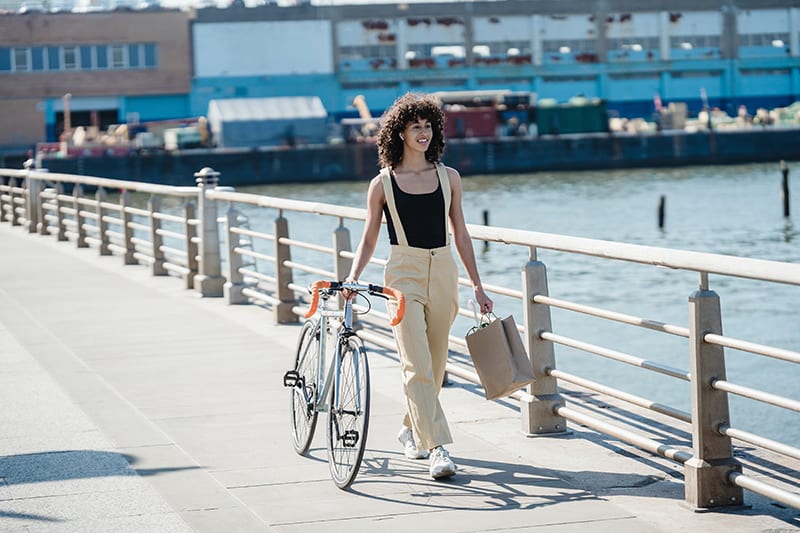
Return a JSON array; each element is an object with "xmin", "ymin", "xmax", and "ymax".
[{"xmin": 437, "ymin": 163, "xmax": 462, "ymax": 181}]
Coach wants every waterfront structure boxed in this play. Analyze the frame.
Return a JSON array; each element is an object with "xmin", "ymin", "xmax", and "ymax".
[
  {"xmin": 1, "ymin": 0, "xmax": 800, "ymax": 152},
  {"xmin": 0, "ymin": 9, "xmax": 192, "ymax": 153}
]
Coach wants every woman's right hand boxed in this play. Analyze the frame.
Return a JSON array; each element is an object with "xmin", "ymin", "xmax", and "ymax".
[{"xmin": 342, "ymin": 277, "xmax": 358, "ymax": 300}]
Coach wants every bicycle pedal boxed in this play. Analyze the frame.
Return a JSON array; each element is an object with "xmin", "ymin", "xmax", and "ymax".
[
  {"xmin": 283, "ymin": 370, "xmax": 300, "ymax": 387},
  {"xmin": 342, "ymin": 430, "xmax": 359, "ymax": 448}
]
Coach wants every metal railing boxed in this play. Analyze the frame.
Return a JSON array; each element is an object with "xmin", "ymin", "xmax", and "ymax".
[{"xmin": 2, "ymin": 164, "xmax": 799, "ymax": 512}]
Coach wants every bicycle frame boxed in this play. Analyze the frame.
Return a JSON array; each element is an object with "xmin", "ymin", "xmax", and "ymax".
[{"xmin": 309, "ymin": 290, "xmax": 358, "ymax": 414}]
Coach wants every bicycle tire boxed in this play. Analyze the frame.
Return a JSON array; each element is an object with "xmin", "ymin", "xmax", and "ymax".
[
  {"xmin": 327, "ymin": 336, "xmax": 370, "ymax": 489},
  {"xmin": 290, "ymin": 319, "xmax": 321, "ymax": 455}
]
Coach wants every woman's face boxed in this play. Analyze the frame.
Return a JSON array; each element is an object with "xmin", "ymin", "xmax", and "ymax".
[{"xmin": 401, "ymin": 118, "xmax": 433, "ymax": 154}]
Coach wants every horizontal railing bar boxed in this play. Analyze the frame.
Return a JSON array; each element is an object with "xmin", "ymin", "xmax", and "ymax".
[
  {"xmin": 230, "ymin": 226, "xmax": 274, "ymax": 241},
  {"xmin": 548, "ymin": 368, "xmax": 692, "ymax": 423},
  {"xmin": 132, "ymin": 252, "xmax": 154, "ymax": 265},
  {"xmin": 556, "ymin": 405, "xmax": 693, "ymax": 464},
  {"xmin": 163, "ymin": 262, "xmax": 190, "ymax": 275},
  {"xmin": 107, "ymin": 243, "xmax": 126, "ymax": 255},
  {"xmin": 712, "ymin": 379, "xmax": 800, "ymax": 413},
  {"xmin": 129, "ymin": 237, "xmax": 152, "ymax": 248},
  {"xmin": 535, "ymin": 295, "xmax": 690, "ymax": 338},
  {"xmin": 238, "ymin": 268, "xmax": 274, "ymax": 284},
  {"xmin": 288, "ymin": 282, "xmax": 306, "ymax": 294},
  {"xmin": 98, "ymin": 201, "xmax": 122, "ymax": 212},
  {"xmin": 128, "ymin": 222, "xmax": 150, "ymax": 232},
  {"xmin": 159, "ymin": 245, "xmax": 187, "ymax": 259},
  {"xmin": 541, "ymin": 331, "xmax": 691, "ymax": 381},
  {"xmin": 282, "ymin": 261, "xmax": 333, "ymax": 278},
  {"xmin": 105, "ymin": 230, "xmax": 124, "ymax": 241},
  {"xmin": 78, "ymin": 210, "xmax": 98, "ymax": 221},
  {"xmin": 125, "ymin": 206, "xmax": 150, "ymax": 217},
  {"xmin": 242, "ymin": 287, "xmax": 280, "ymax": 306},
  {"xmin": 336, "ymin": 250, "xmax": 389, "ymax": 268},
  {"xmin": 156, "ymin": 228, "xmax": 186, "ymax": 240},
  {"xmin": 20, "ymin": 169, "xmax": 198, "ymax": 197},
  {"xmin": 234, "ymin": 248, "xmax": 275, "ymax": 263},
  {"xmin": 152, "ymin": 212, "xmax": 187, "ymax": 224},
  {"xmin": 278, "ymin": 237, "xmax": 334, "ymax": 255},
  {"xmin": 207, "ymin": 188, "xmax": 366, "ymax": 221},
  {"xmin": 465, "ymin": 223, "xmax": 800, "ymax": 286},
  {"xmin": 458, "ymin": 276, "xmax": 523, "ymax": 299},
  {"xmin": 728, "ymin": 472, "xmax": 800, "ymax": 510},
  {"xmin": 719, "ymin": 424, "xmax": 800, "ymax": 461},
  {"xmin": 101, "ymin": 215, "xmax": 122, "ymax": 226},
  {"xmin": 704, "ymin": 333, "xmax": 800, "ymax": 364}
]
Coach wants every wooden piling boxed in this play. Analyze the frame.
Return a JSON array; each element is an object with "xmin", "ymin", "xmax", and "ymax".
[
  {"xmin": 658, "ymin": 195, "xmax": 666, "ymax": 229},
  {"xmin": 780, "ymin": 160, "xmax": 790, "ymax": 218}
]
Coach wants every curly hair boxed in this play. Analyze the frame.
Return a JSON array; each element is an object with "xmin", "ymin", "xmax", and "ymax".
[{"xmin": 376, "ymin": 93, "xmax": 445, "ymax": 169}]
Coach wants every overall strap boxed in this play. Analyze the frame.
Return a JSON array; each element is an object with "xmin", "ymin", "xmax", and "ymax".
[
  {"xmin": 379, "ymin": 168, "xmax": 408, "ymax": 246},
  {"xmin": 435, "ymin": 162, "xmax": 452, "ymax": 245}
]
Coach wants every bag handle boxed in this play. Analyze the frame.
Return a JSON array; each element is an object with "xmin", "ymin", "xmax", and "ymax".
[{"xmin": 467, "ymin": 298, "xmax": 497, "ymax": 334}]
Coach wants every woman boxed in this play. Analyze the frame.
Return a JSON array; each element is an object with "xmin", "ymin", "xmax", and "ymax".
[{"xmin": 345, "ymin": 93, "xmax": 493, "ymax": 479}]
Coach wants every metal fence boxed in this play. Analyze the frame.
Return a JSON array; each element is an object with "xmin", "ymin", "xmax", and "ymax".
[{"xmin": 2, "ymin": 164, "xmax": 799, "ymax": 511}]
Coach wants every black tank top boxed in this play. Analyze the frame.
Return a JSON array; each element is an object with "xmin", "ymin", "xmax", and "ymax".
[{"xmin": 384, "ymin": 174, "xmax": 447, "ymax": 249}]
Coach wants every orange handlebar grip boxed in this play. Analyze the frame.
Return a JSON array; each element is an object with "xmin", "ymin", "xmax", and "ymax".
[
  {"xmin": 383, "ymin": 286, "xmax": 405, "ymax": 326},
  {"xmin": 304, "ymin": 280, "xmax": 332, "ymax": 318}
]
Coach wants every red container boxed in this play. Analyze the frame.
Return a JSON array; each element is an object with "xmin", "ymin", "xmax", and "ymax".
[{"xmin": 444, "ymin": 107, "xmax": 498, "ymax": 138}]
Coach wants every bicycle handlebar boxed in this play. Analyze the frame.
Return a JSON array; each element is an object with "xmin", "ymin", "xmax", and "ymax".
[{"xmin": 303, "ymin": 280, "xmax": 406, "ymax": 326}]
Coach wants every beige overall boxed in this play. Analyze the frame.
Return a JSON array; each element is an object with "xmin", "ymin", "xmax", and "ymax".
[{"xmin": 380, "ymin": 163, "xmax": 459, "ymax": 451}]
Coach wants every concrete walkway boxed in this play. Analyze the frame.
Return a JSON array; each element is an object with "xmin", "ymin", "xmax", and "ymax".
[{"xmin": 0, "ymin": 222, "xmax": 798, "ymax": 532}]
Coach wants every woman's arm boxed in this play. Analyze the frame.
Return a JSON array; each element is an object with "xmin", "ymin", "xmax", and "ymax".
[
  {"xmin": 447, "ymin": 166, "xmax": 494, "ymax": 314},
  {"xmin": 346, "ymin": 176, "xmax": 385, "ymax": 284}
]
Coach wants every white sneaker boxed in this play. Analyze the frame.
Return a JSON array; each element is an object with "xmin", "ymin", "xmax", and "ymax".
[
  {"xmin": 429, "ymin": 446, "xmax": 457, "ymax": 479},
  {"xmin": 397, "ymin": 426, "xmax": 429, "ymax": 460}
]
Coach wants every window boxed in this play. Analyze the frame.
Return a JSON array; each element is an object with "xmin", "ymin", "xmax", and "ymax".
[
  {"xmin": 95, "ymin": 45, "xmax": 107, "ymax": 69},
  {"xmin": 128, "ymin": 44, "xmax": 140, "ymax": 68},
  {"xmin": 31, "ymin": 47, "xmax": 45, "ymax": 71},
  {"xmin": 13, "ymin": 48, "xmax": 29, "ymax": 72},
  {"xmin": 63, "ymin": 46, "xmax": 78, "ymax": 70},
  {"xmin": 47, "ymin": 47, "xmax": 60, "ymax": 70},
  {"xmin": 144, "ymin": 44, "xmax": 157, "ymax": 68},
  {"xmin": 110, "ymin": 45, "xmax": 125, "ymax": 68},
  {"xmin": 0, "ymin": 48, "xmax": 10, "ymax": 71},
  {"xmin": 80, "ymin": 46, "xmax": 92, "ymax": 69}
]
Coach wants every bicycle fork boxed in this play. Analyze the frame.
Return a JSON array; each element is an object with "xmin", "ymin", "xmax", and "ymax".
[{"xmin": 331, "ymin": 334, "xmax": 363, "ymax": 448}]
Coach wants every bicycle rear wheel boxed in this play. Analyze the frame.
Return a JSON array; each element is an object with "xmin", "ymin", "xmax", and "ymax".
[
  {"xmin": 327, "ymin": 336, "xmax": 370, "ymax": 489},
  {"xmin": 290, "ymin": 319, "xmax": 320, "ymax": 455}
]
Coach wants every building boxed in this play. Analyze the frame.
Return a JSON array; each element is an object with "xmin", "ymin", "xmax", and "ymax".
[
  {"xmin": 2, "ymin": 0, "xmax": 800, "ymax": 153},
  {"xmin": 0, "ymin": 9, "xmax": 192, "ymax": 154}
]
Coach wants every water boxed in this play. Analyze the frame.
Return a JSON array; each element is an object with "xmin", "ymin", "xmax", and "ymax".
[{"xmin": 236, "ymin": 162, "xmax": 800, "ymax": 445}]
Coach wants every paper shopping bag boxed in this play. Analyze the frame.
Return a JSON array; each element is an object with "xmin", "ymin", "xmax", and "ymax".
[{"xmin": 465, "ymin": 315, "xmax": 535, "ymax": 400}]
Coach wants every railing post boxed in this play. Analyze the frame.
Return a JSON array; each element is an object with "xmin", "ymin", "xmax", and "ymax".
[
  {"xmin": 520, "ymin": 246, "xmax": 568, "ymax": 436},
  {"xmin": 96, "ymin": 187, "xmax": 111, "ymax": 255},
  {"xmin": 274, "ymin": 211, "xmax": 298, "ymax": 324},
  {"xmin": 149, "ymin": 195, "xmax": 167, "ymax": 276},
  {"xmin": 36, "ymin": 169, "xmax": 51, "ymax": 236},
  {"xmin": 9, "ymin": 177, "xmax": 20, "ymax": 226},
  {"xmin": 120, "ymin": 190, "xmax": 137, "ymax": 264},
  {"xmin": 684, "ymin": 274, "xmax": 743, "ymax": 509},
  {"xmin": 0, "ymin": 175, "xmax": 7, "ymax": 223},
  {"xmin": 193, "ymin": 167, "xmax": 225, "ymax": 297},
  {"xmin": 223, "ymin": 207, "xmax": 248, "ymax": 304},
  {"xmin": 54, "ymin": 182, "xmax": 67, "ymax": 241},
  {"xmin": 184, "ymin": 201, "xmax": 198, "ymax": 290},
  {"xmin": 74, "ymin": 183, "xmax": 88, "ymax": 248},
  {"xmin": 332, "ymin": 219, "xmax": 352, "ymax": 282},
  {"xmin": 23, "ymin": 160, "xmax": 40, "ymax": 234}
]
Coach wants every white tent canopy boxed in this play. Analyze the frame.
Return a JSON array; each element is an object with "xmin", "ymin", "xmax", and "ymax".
[{"xmin": 207, "ymin": 96, "xmax": 328, "ymax": 148}]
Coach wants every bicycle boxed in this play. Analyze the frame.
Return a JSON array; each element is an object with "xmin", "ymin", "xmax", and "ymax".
[{"xmin": 283, "ymin": 280, "xmax": 405, "ymax": 489}]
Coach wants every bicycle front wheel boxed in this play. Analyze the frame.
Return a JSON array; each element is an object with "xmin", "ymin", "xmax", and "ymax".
[
  {"xmin": 290, "ymin": 319, "xmax": 321, "ymax": 455},
  {"xmin": 327, "ymin": 336, "xmax": 370, "ymax": 489}
]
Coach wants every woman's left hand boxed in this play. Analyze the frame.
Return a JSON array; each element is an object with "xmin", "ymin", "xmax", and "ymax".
[{"xmin": 474, "ymin": 286, "xmax": 493, "ymax": 314}]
